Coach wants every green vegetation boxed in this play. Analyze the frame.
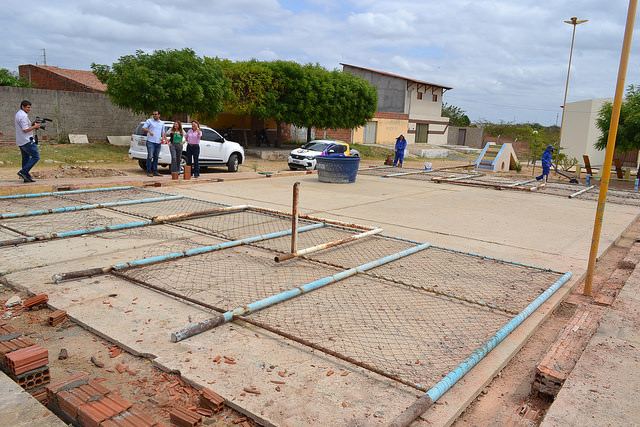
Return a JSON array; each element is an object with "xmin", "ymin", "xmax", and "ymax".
[
  {"xmin": 442, "ymin": 103, "xmax": 471, "ymax": 127},
  {"xmin": 0, "ymin": 143, "xmax": 129, "ymax": 167},
  {"xmin": 0, "ymin": 68, "xmax": 33, "ymax": 87},
  {"xmin": 596, "ymin": 84, "xmax": 640, "ymax": 153}
]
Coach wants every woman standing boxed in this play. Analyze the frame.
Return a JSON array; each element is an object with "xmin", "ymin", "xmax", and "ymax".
[
  {"xmin": 185, "ymin": 120, "xmax": 202, "ymax": 178},
  {"xmin": 168, "ymin": 122, "xmax": 184, "ymax": 175}
]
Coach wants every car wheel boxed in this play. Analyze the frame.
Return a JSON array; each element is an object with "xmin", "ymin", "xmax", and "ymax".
[
  {"xmin": 180, "ymin": 155, "xmax": 187, "ymax": 174},
  {"xmin": 289, "ymin": 166, "xmax": 298, "ymax": 171},
  {"xmin": 227, "ymin": 154, "xmax": 239, "ymax": 172},
  {"xmin": 138, "ymin": 159, "xmax": 147, "ymax": 170}
]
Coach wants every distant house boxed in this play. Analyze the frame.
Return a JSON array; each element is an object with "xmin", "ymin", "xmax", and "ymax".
[
  {"xmin": 18, "ymin": 65, "xmax": 106, "ymax": 93},
  {"xmin": 561, "ymin": 98, "xmax": 639, "ymax": 167},
  {"xmin": 341, "ymin": 64, "xmax": 452, "ymax": 146}
]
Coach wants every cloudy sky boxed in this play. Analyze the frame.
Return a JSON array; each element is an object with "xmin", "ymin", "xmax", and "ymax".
[{"xmin": 2, "ymin": 1, "xmax": 639, "ymax": 125}]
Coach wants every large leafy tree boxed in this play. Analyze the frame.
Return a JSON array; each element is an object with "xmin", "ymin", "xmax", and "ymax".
[
  {"xmin": 442, "ymin": 102, "xmax": 471, "ymax": 126},
  {"xmin": 263, "ymin": 61, "xmax": 377, "ymax": 141},
  {"xmin": 595, "ymin": 84, "xmax": 640, "ymax": 153},
  {"xmin": 0, "ymin": 68, "xmax": 32, "ymax": 87},
  {"xmin": 91, "ymin": 48, "xmax": 230, "ymax": 117},
  {"xmin": 219, "ymin": 59, "xmax": 275, "ymax": 147}
]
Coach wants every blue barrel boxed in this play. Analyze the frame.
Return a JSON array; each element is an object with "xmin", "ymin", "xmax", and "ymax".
[{"xmin": 316, "ymin": 156, "xmax": 361, "ymax": 183}]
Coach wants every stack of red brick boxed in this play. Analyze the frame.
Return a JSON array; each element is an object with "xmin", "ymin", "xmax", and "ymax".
[
  {"xmin": 46, "ymin": 372, "xmax": 163, "ymax": 426},
  {"xmin": 0, "ymin": 322, "xmax": 51, "ymax": 396}
]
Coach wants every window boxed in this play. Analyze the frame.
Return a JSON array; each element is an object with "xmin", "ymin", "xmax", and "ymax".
[
  {"xmin": 432, "ymin": 94, "xmax": 438, "ymax": 102},
  {"xmin": 417, "ymin": 92, "xmax": 423, "ymax": 100}
]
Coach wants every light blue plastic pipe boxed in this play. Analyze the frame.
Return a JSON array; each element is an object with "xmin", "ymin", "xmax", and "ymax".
[
  {"xmin": 390, "ymin": 271, "xmax": 573, "ymax": 427},
  {"xmin": 1, "ymin": 195, "xmax": 183, "ymax": 219},
  {"xmin": 0, "ymin": 186, "xmax": 133, "ymax": 200}
]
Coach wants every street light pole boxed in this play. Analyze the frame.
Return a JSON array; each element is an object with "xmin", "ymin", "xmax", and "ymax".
[{"xmin": 557, "ymin": 16, "xmax": 588, "ymax": 169}]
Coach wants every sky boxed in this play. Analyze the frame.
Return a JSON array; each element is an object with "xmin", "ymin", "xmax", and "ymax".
[{"xmin": 2, "ymin": 1, "xmax": 639, "ymax": 125}]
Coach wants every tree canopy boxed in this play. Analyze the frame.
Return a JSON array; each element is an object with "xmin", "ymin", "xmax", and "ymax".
[
  {"xmin": 91, "ymin": 48, "xmax": 230, "ymax": 117},
  {"xmin": 442, "ymin": 102, "xmax": 471, "ymax": 126},
  {"xmin": 0, "ymin": 68, "xmax": 32, "ymax": 87},
  {"xmin": 595, "ymin": 84, "xmax": 640, "ymax": 153}
]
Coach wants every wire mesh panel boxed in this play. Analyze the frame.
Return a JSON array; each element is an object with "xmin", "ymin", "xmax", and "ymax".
[
  {"xmin": 0, "ymin": 195, "xmax": 84, "ymax": 214},
  {"xmin": 247, "ymin": 274, "xmax": 513, "ymax": 389},
  {"xmin": 366, "ymin": 246, "xmax": 564, "ymax": 313},
  {"xmin": 392, "ymin": 170, "xmax": 481, "ymax": 182},
  {"xmin": 300, "ymin": 234, "xmax": 417, "ymax": 269},
  {"xmin": 119, "ymin": 245, "xmax": 342, "ymax": 310},
  {"xmin": 0, "ymin": 209, "xmax": 138, "ymax": 237},
  {"xmin": 110, "ymin": 197, "xmax": 226, "ymax": 220},
  {"xmin": 57, "ymin": 187, "xmax": 168, "ymax": 204},
  {"xmin": 253, "ymin": 225, "xmax": 360, "ymax": 254},
  {"xmin": 178, "ymin": 210, "xmax": 317, "ymax": 241},
  {"xmin": 575, "ymin": 187, "xmax": 640, "ymax": 206}
]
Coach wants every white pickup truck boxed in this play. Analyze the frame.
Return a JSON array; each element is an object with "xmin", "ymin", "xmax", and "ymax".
[{"xmin": 129, "ymin": 121, "xmax": 245, "ymax": 172}]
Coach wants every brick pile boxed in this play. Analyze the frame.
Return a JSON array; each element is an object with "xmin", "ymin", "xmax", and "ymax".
[
  {"xmin": 0, "ymin": 322, "xmax": 51, "ymax": 397},
  {"xmin": 46, "ymin": 372, "xmax": 163, "ymax": 426}
]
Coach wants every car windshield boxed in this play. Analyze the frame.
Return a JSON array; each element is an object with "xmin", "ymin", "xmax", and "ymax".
[{"xmin": 301, "ymin": 141, "xmax": 332, "ymax": 151}]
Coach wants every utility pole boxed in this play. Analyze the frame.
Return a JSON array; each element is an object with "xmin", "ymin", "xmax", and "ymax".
[
  {"xmin": 557, "ymin": 16, "xmax": 588, "ymax": 169},
  {"xmin": 42, "ymin": 48, "xmax": 47, "ymax": 66}
]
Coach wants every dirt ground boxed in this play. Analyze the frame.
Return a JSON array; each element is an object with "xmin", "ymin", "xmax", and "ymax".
[{"xmin": 1, "ymin": 154, "xmax": 638, "ymax": 426}]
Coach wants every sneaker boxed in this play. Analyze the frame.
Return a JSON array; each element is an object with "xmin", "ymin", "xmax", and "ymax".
[
  {"xmin": 536, "ymin": 176, "xmax": 542, "ymax": 181},
  {"xmin": 26, "ymin": 172, "xmax": 35, "ymax": 182},
  {"xmin": 153, "ymin": 172, "xmax": 161, "ymax": 176},
  {"xmin": 17, "ymin": 171, "xmax": 32, "ymax": 183},
  {"xmin": 147, "ymin": 172, "xmax": 153, "ymax": 177}
]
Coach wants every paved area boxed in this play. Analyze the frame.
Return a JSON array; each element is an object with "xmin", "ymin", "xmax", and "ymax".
[{"xmin": 1, "ymin": 170, "xmax": 639, "ymax": 426}]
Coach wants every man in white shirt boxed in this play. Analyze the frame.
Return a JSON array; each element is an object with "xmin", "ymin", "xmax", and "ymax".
[
  {"xmin": 142, "ymin": 110, "xmax": 165, "ymax": 177},
  {"xmin": 14, "ymin": 100, "xmax": 41, "ymax": 183}
]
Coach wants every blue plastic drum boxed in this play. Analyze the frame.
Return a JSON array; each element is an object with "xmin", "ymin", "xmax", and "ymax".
[{"xmin": 316, "ymin": 156, "xmax": 360, "ymax": 183}]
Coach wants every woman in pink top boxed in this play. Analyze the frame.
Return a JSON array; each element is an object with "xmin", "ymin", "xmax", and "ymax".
[{"xmin": 185, "ymin": 120, "xmax": 202, "ymax": 178}]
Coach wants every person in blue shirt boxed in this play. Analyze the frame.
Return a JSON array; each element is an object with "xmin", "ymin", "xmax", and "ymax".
[
  {"xmin": 536, "ymin": 145, "xmax": 554, "ymax": 182},
  {"xmin": 142, "ymin": 110, "xmax": 165, "ymax": 177},
  {"xmin": 394, "ymin": 134, "xmax": 407, "ymax": 167}
]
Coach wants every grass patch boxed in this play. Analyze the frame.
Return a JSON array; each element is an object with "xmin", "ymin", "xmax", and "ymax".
[{"xmin": 0, "ymin": 142, "xmax": 130, "ymax": 167}]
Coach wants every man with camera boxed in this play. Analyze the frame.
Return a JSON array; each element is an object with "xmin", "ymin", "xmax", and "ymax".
[{"xmin": 14, "ymin": 100, "xmax": 41, "ymax": 183}]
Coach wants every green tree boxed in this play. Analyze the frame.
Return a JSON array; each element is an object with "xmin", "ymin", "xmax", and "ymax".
[
  {"xmin": 0, "ymin": 68, "xmax": 32, "ymax": 87},
  {"xmin": 219, "ymin": 59, "xmax": 275, "ymax": 147},
  {"xmin": 442, "ymin": 103, "xmax": 471, "ymax": 126},
  {"xmin": 595, "ymin": 84, "xmax": 640, "ymax": 153},
  {"xmin": 262, "ymin": 61, "xmax": 377, "ymax": 142},
  {"xmin": 91, "ymin": 49, "xmax": 231, "ymax": 117}
]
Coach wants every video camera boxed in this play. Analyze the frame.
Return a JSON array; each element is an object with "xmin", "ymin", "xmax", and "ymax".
[{"xmin": 34, "ymin": 116, "xmax": 53, "ymax": 131}]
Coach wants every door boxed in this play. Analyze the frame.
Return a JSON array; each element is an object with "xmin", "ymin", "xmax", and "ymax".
[
  {"xmin": 200, "ymin": 128, "xmax": 225, "ymax": 162},
  {"xmin": 457, "ymin": 128, "xmax": 467, "ymax": 145},
  {"xmin": 363, "ymin": 121, "xmax": 377, "ymax": 143},
  {"xmin": 415, "ymin": 124, "xmax": 429, "ymax": 143}
]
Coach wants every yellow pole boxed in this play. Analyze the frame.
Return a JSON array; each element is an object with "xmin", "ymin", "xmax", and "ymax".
[{"xmin": 584, "ymin": 0, "xmax": 638, "ymax": 295}]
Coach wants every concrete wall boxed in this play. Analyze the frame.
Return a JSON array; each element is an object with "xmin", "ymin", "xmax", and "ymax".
[
  {"xmin": 560, "ymin": 98, "xmax": 610, "ymax": 166},
  {"xmin": 447, "ymin": 126, "xmax": 484, "ymax": 148},
  {"xmin": 1, "ymin": 87, "xmax": 146, "ymax": 142},
  {"xmin": 343, "ymin": 65, "xmax": 406, "ymax": 114}
]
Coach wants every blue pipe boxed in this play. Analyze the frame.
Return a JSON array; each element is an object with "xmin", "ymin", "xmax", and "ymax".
[
  {"xmin": 111, "ymin": 222, "xmax": 325, "ymax": 270},
  {"xmin": 171, "ymin": 242, "xmax": 432, "ymax": 342},
  {"xmin": 1, "ymin": 195, "xmax": 183, "ymax": 219},
  {"xmin": 391, "ymin": 271, "xmax": 573, "ymax": 426},
  {"xmin": 0, "ymin": 186, "xmax": 133, "ymax": 200},
  {"xmin": 635, "ymin": 178, "xmax": 639, "ymax": 191},
  {"xmin": 52, "ymin": 222, "xmax": 325, "ymax": 283}
]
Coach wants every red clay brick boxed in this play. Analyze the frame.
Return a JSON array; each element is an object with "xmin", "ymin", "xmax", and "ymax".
[
  {"xmin": 46, "ymin": 372, "xmax": 90, "ymax": 404},
  {"xmin": 199, "ymin": 387, "xmax": 225, "ymax": 412},
  {"xmin": 23, "ymin": 294, "xmax": 48, "ymax": 309},
  {"xmin": 170, "ymin": 406, "xmax": 203, "ymax": 427},
  {"xmin": 0, "ymin": 337, "xmax": 35, "ymax": 366},
  {"xmin": 48, "ymin": 310, "xmax": 67, "ymax": 326},
  {"xmin": 5, "ymin": 344, "xmax": 49, "ymax": 375},
  {"xmin": 78, "ymin": 396, "xmax": 127, "ymax": 427}
]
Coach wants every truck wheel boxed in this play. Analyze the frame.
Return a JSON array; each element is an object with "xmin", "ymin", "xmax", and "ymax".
[
  {"xmin": 138, "ymin": 159, "xmax": 147, "ymax": 170},
  {"xmin": 227, "ymin": 154, "xmax": 239, "ymax": 172}
]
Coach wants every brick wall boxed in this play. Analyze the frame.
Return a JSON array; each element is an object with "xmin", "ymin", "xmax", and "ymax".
[{"xmin": 1, "ymin": 87, "xmax": 146, "ymax": 142}]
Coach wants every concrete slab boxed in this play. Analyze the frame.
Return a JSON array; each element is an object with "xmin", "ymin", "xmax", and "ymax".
[
  {"xmin": 1, "ymin": 173, "xmax": 638, "ymax": 426},
  {"xmin": 0, "ymin": 372, "xmax": 67, "ymax": 427}
]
